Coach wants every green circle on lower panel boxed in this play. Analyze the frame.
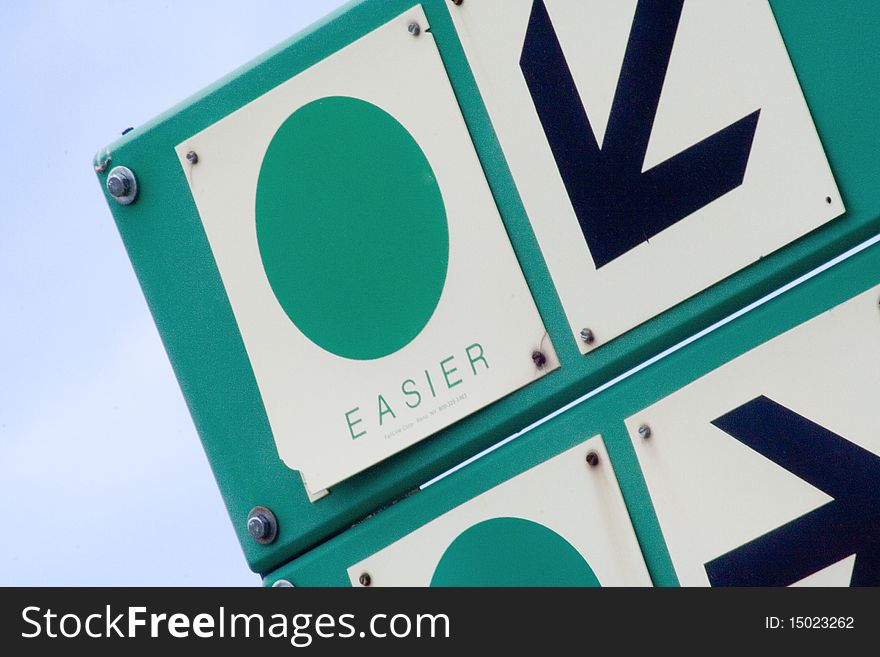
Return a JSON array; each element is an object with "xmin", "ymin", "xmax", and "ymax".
[
  {"xmin": 430, "ymin": 517, "xmax": 601, "ymax": 587},
  {"xmin": 256, "ymin": 96, "xmax": 449, "ymax": 360}
]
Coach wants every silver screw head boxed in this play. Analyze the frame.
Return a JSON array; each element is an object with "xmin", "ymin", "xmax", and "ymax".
[
  {"xmin": 107, "ymin": 175, "xmax": 129, "ymax": 197},
  {"xmin": 580, "ymin": 328, "xmax": 595, "ymax": 345},
  {"xmin": 272, "ymin": 579, "xmax": 294, "ymax": 588},
  {"xmin": 186, "ymin": 150, "xmax": 199, "ymax": 165},
  {"xmin": 638, "ymin": 424, "xmax": 652, "ymax": 439},
  {"xmin": 105, "ymin": 166, "xmax": 138, "ymax": 205},
  {"xmin": 408, "ymin": 21, "xmax": 421, "ymax": 36},
  {"xmin": 248, "ymin": 515, "xmax": 270, "ymax": 539},
  {"xmin": 246, "ymin": 506, "xmax": 278, "ymax": 545}
]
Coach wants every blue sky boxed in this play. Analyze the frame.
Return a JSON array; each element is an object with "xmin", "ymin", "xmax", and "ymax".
[{"xmin": 0, "ymin": 1, "xmax": 347, "ymax": 586}]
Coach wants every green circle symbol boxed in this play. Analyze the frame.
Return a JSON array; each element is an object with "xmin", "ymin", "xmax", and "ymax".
[
  {"xmin": 430, "ymin": 517, "xmax": 601, "ymax": 587},
  {"xmin": 256, "ymin": 96, "xmax": 449, "ymax": 360}
]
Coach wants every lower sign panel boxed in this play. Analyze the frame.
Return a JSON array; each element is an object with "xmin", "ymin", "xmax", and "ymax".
[
  {"xmin": 626, "ymin": 285, "xmax": 880, "ymax": 586},
  {"xmin": 347, "ymin": 436, "xmax": 651, "ymax": 586}
]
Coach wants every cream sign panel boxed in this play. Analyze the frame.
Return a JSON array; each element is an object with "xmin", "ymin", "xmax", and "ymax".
[
  {"xmin": 626, "ymin": 285, "xmax": 880, "ymax": 587},
  {"xmin": 178, "ymin": 7, "xmax": 557, "ymax": 494},
  {"xmin": 450, "ymin": 0, "xmax": 843, "ymax": 353},
  {"xmin": 348, "ymin": 436, "xmax": 652, "ymax": 586}
]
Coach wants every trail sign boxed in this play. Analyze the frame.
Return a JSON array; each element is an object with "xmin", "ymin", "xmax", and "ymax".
[
  {"xmin": 177, "ymin": 7, "xmax": 556, "ymax": 494},
  {"xmin": 346, "ymin": 437, "xmax": 651, "ymax": 586},
  {"xmin": 626, "ymin": 285, "xmax": 880, "ymax": 586},
  {"xmin": 96, "ymin": 0, "xmax": 880, "ymax": 576},
  {"xmin": 450, "ymin": 0, "xmax": 843, "ymax": 352}
]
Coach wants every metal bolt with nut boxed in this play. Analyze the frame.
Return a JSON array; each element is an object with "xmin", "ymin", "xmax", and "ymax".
[
  {"xmin": 106, "ymin": 166, "xmax": 138, "ymax": 205},
  {"xmin": 186, "ymin": 150, "xmax": 199, "ymax": 165},
  {"xmin": 638, "ymin": 424, "xmax": 652, "ymax": 440},
  {"xmin": 580, "ymin": 328, "xmax": 595, "ymax": 345},
  {"xmin": 408, "ymin": 21, "xmax": 421, "ymax": 36},
  {"xmin": 246, "ymin": 506, "xmax": 278, "ymax": 545}
]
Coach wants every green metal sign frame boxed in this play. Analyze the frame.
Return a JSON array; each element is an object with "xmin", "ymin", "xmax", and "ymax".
[
  {"xmin": 95, "ymin": 0, "xmax": 880, "ymax": 575},
  {"xmin": 264, "ymin": 238, "xmax": 880, "ymax": 586}
]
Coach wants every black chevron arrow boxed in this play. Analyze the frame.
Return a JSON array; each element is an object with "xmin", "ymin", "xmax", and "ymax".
[
  {"xmin": 520, "ymin": 0, "xmax": 760, "ymax": 268},
  {"xmin": 706, "ymin": 395, "xmax": 880, "ymax": 587}
]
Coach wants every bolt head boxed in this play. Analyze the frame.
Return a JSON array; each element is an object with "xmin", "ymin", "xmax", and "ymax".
[
  {"xmin": 186, "ymin": 150, "xmax": 199, "ymax": 165},
  {"xmin": 451, "ymin": 0, "xmax": 464, "ymax": 5},
  {"xmin": 408, "ymin": 21, "xmax": 421, "ymax": 36},
  {"xmin": 272, "ymin": 579, "xmax": 295, "ymax": 588},
  {"xmin": 638, "ymin": 424, "xmax": 652, "ymax": 439},
  {"xmin": 105, "ymin": 166, "xmax": 138, "ymax": 205},
  {"xmin": 586, "ymin": 451, "xmax": 600, "ymax": 467},
  {"xmin": 246, "ymin": 506, "xmax": 278, "ymax": 545},
  {"xmin": 359, "ymin": 572, "xmax": 372, "ymax": 587},
  {"xmin": 107, "ymin": 173, "xmax": 130, "ymax": 198},
  {"xmin": 247, "ymin": 515, "xmax": 270, "ymax": 539},
  {"xmin": 580, "ymin": 328, "xmax": 595, "ymax": 345}
]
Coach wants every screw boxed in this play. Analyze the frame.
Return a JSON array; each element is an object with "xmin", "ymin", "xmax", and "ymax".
[
  {"xmin": 825, "ymin": 196, "xmax": 832, "ymax": 204},
  {"xmin": 586, "ymin": 451, "xmax": 600, "ymax": 467},
  {"xmin": 408, "ymin": 21, "xmax": 421, "ymax": 36},
  {"xmin": 531, "ymin": 350, "xmax": 547, "ymax": 369},
  {"xmin": 451, "ymin": 0, "xmax": 463, "ymax": 5},
  {"xmin": 246, "ymin": 506, "xmax": 278, "ymax": 545},
  {"xmin": 248, "ymin": 515, "xmax": 271, "ymax": 539},
  {"xmin": 186, "ymin": 150, "xmax": 199, "ymax": 165},
  {"xmin": 580, "ymin": 328, "xmax": 595, "ymax": 345},
  {"xmin": 638, "ymin": 424, "xmax": 651, "ymax": 440},
  {"xmin": 272, "ymin": 579, "xmax": 294, "ymax": 588},
  {"xmin": 107, "ymin": 175, "xmax": 130, "ymax": 198},
  {"xmin": 106, "ymin": 166, "xmax": 138, "ymax": 205},
  {"xmin": 359, "ymin": 573, "xmax": 372, "ymax": 587}
]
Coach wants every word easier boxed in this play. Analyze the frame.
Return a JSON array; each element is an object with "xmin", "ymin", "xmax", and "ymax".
[{"xmin": 345, "ymin": 343, "xmax": 489, "ymax": 440}]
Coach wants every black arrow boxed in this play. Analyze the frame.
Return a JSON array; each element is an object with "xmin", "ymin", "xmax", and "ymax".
[
  {"xmin": 706, "ymin": 395, "xmax": 880, "ymax": 586},
  {"xmin": 520, "ymin": 0, "xmax": 760, "ymax": 269}
]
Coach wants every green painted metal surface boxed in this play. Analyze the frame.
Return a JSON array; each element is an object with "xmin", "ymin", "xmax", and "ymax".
[
  {"xmin": 264, "ymin": 239, "xmax": 880, "ymax": 587},
  {"xmin": 95, "ymin": 0, "xmax": 880, "ymax": 575}
]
